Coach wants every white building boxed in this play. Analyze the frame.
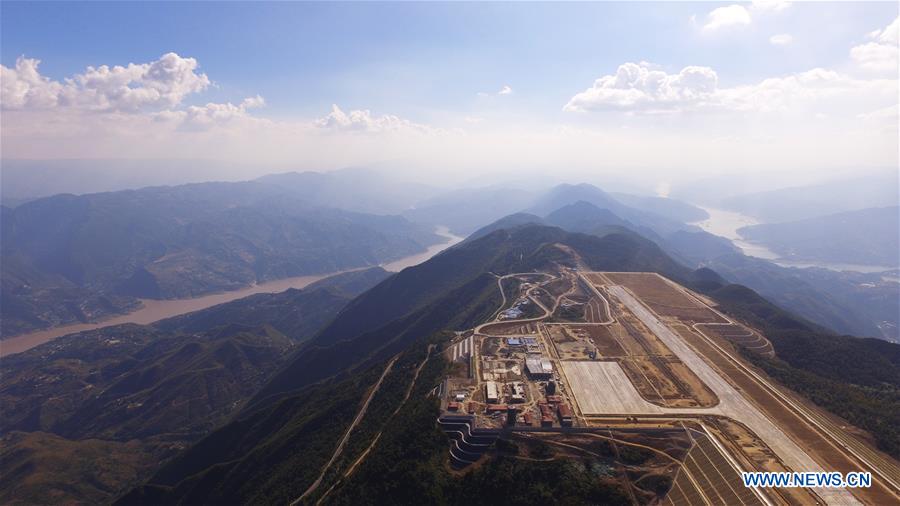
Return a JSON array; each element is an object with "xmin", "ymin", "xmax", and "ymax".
[
  {"xmin": 485, "ymin": 381, "xmax": 500, "ymax": 403},
  {"xmin": 525, "ymin": 355, "xmax": 553, "ymax": 379}
]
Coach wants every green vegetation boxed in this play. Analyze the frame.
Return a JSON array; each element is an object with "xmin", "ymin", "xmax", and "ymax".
[
  {"xmin": 0, "ymin": 270, "xmax": 388, "ymax": 505},
  {"xmin": 14, "ymin": 220, "xmax": 894, "ymax": 505},
  {"xmin": 326, "ymin": 353, "xmax": 631, "ymax": 506},
  {"xmin": 0, "ymin": 431, "xmax": 157, "ymax": 505},
  {"xmin": 121, "ymin": 365, "xmax": 386, "ymax": 505},
  {"xmin": 706, "ymin": 283, "xmax": 900, "ymax": 459},
  {"xmin": 708, "ymin": 251, "xmax": 899, "ymax": 340},
  {"xmin": 120, "ymin": 225, "xmax": 682, "ymax": 505},
  {"xmin": 1, "ymin": 182, "xmax": 438, "ymax": 336}
]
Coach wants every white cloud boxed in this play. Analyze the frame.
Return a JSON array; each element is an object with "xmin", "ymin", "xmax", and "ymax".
[
  {"xmin": 313, "ymin": 104, "xmax": 431, "ymax": 134},
  {"xmin": 851, "ymin": 16, "xmax": 899, "ymax": 73},
  {"xmin": 1, "ymin": 52, "xmax": 434, "ymax": 141},
  {"xmin": 869, "ymin": 15, "xmax": 899, "ymax": 45},
  {"xmin": 858, "ymin": 103, "xmax": 899, "ymax": 122},
  {"xmin": 564, "ymin": 62, "xmax": 719, "ymax": 113},
  {"xmin": 703, "ymin": 5, "xmax": 751, "ymax": 31},
  {"xmin": 172, "ymin": 95, "xmax": 267, "ymax": 131},
  {"xmin": 700, "ymin": 1, "xmax": 789, "ymax": 32},
  {"xmin": 751, "ymin": 0, "xmax": 791, "ymax": 13},
  {"xmin": 0, "ymin": 56, "xmax": 63, "ymax": 109},
  {"xmin": 851, "ymin": 42, "xmax": 899, "ymax": 73},
  {"xmin": 1, "ymin": 52, "xmax": 210, "ymax": 112},
  {"xmin": 478, "ymin": 85, "xmax": 514, "ymax": 97},
  {"xmin": 565, "ymin": 62, "xmax": 897, "ymax": 117},
  {"xmin": 769, "ymin": 34, "xmax": 793, "ymax": 46}
]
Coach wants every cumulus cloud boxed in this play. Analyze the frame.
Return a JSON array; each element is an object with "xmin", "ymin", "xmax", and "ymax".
[
  {"xmin": 700, "ymin": 1, "xmax": 789, "ymax": 32},
  {"xmin": 851, "ymin": 16, "xmax": 899, "ymax": 73},
  {"xmin": 769, "ymin": 34, "xmax": 793, "ymax": 46},
  {"xmin": 565, "ymin": 62, "xmax": 897, "ymax": 116},
  {"xmin": 1, "ymin": 52, "xmax": 435, "ymax": 140},
  {"xmin": 720, "ymin": 68, "xmax": 895, "ymax": 113},
  {"xmin": 751, "ymin": 0, "xmax": 791, "ymax": 13},
  {"xmin": 313, "ymin": 104, "xmax": 431, "ymax": 134},
  {"xmin": 703, "ymin": 5, "xmax": 751, "ymax": 31},
  {"xmin": 1, "ymin": 52, "xmax": 210, "ymax": 112},
  {"xmin": 563, "ymin": 62, "xmax": 718, "ymax": 113},
  {"xmin": 0, "ymin": 56, "xmax": 63, "ymax": 109},
  {"xmin": 168, "ymin": 95, "xmax": 267, "ymax": 131},
  {"xmin": 869, "ymin": 15, "xmax": 899, "ymax": 45}
]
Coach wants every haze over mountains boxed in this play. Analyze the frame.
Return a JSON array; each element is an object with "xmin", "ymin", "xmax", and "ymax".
[
  {"xmin": 670, "ymin": 168, "xmax": 899, "ymax": 222},
  {"xmin": 3, "ymin": 168, "xmax": 898, "ymax": 343},
  {"xmin": 0, "ymin": 177, "xmax": 441, "ymax": 337},
  {"xmin": 4, "ymin": 217, "xmax": 898, "ymax": 504},
  {"xmin": 3, "ymin": 2, "xmax": 897, "ymax": 504},
  {"xmin": 738, "ymin": 206, "xmax": 900, "ymax": 268},
  {"xmin": 1, "ymin": 165, "xmax": 898, "ymax": 504}
]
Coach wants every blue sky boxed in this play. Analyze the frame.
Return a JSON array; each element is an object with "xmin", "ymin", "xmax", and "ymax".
[{"xmin": 1, "ymin": 2, "xmax": 897, "ymax": 182}]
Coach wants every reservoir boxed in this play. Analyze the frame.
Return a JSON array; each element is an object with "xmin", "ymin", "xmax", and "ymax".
[{"xmin": 693, "ymin": 208, "xmax": 895, "ymax": 273}]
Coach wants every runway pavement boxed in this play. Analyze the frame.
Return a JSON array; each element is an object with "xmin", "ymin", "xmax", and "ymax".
[{"xmin": 607, "ymin": 285, "xmax": 859, "ymax": 506}]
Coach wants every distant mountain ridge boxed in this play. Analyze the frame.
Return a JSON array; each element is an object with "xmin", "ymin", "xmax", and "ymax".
[
  {"xmin": 403, "ymin": 182, "xmax": 708, "ymax": 235},
  {"xmin": 0, "ymin": 181, "xmax": 440, "ymax": 337},
  {"xmin": 721, "ymin": 172, "xmax": 899, "ymax": 222},
  {"xmin": 509, "ymin": 199, "xmax": 896, "ymax": 341},
  {"xmin": 738, "ymin": 206, "xmax": 900, "ymax": 267}
]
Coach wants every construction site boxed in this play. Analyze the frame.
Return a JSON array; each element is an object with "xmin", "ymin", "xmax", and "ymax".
[{"xmin": 439, "ymin": 268, "xmax": 900, "ymax": 505}]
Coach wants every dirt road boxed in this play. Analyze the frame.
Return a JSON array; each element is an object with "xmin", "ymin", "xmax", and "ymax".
[{"xmin": 291, "ymin": 355, "xmax": 400, "ymax": 505}]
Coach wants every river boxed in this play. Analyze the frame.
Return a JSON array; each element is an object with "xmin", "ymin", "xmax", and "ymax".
[
  {"xmin": 692, "ymin": 207, "xmax": 895, "ymax": 273},
  {"xmin": 0, "ymin": 226, "xmax": 464, "ymax": 357},
  {"xmin": 692, "ymin": 207, "xmax": 781, "ymax": 260}
]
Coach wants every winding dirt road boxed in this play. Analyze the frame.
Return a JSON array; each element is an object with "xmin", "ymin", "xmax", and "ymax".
[{"xmin": 291, "ymin": 354, "xmax": 400, "ymax": 505}]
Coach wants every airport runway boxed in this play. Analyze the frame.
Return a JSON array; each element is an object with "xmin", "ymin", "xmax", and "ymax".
[{"xmin": 607, "ymin": 285, "xmax": 860, "ymax": 506}]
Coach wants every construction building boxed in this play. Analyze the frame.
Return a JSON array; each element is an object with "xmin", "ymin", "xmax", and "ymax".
[
  {"xmin": 525, "ymin": 355, "xmax": 554, "ymax": 379},
  {"xmin": 510, "ymin": 382, "xmax": 526, "ymax": 403},
  {"xmin": 485, "ymin": 381, "xmax": 500, "ymax": 403}
]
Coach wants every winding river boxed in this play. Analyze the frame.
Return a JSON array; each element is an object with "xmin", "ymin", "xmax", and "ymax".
[
  {"xmin": 693, "ymin": 208, "xmax": 895, "ymax": 273},
  {"xmin": 1, "ymin": 227, "xmax": 463, "ymax": 357}
]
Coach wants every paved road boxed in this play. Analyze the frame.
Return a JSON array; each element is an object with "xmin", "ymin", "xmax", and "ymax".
[{"xmin": 608, "ymin": 285, "xmax": 860, "ymax": 506}]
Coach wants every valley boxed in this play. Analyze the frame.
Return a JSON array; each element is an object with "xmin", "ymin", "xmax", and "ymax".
[
  {"xmin": 20, "ymin": 222, "xmax": 896, "ymax": 506},
  {"xmin": 0, "ymin": 228, "xmax": 462, "ymax": 357},
  {"xmin": 3, "ymin": 3, "xmax": 898, "ymax": 504}
]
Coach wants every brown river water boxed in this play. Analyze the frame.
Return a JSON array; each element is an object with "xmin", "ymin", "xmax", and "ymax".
[{"xmin": 0, "ymin": 227, "xmax": 463, "ymax": 357}]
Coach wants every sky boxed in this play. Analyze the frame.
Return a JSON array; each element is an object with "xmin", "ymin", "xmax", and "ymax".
[{"xmin": 2, "ymin": 1, "xmax": 898, "ymax": 185}]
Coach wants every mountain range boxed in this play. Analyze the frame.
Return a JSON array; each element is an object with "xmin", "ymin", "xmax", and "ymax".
[
  {"xmin": 738, "ymin": 206, "xmax": 899, "ymax": 268},
  {"xmin": 3, "ymin": 210, "xmax": 899, "ymax": 504},
  {"xmin": 5, "ymin": 172, "xmax": 897, "ymax": 347},
  {"xmin": 1, "ymin": 180, "xmax": 440, "ymax": 337},
  {"xmin": 0, "ymin": 267, "xmax": 390, "ymax": 504},
  {"xmin": 720, "ymin": 171, "xmax": 899, "ymax": 223}
]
